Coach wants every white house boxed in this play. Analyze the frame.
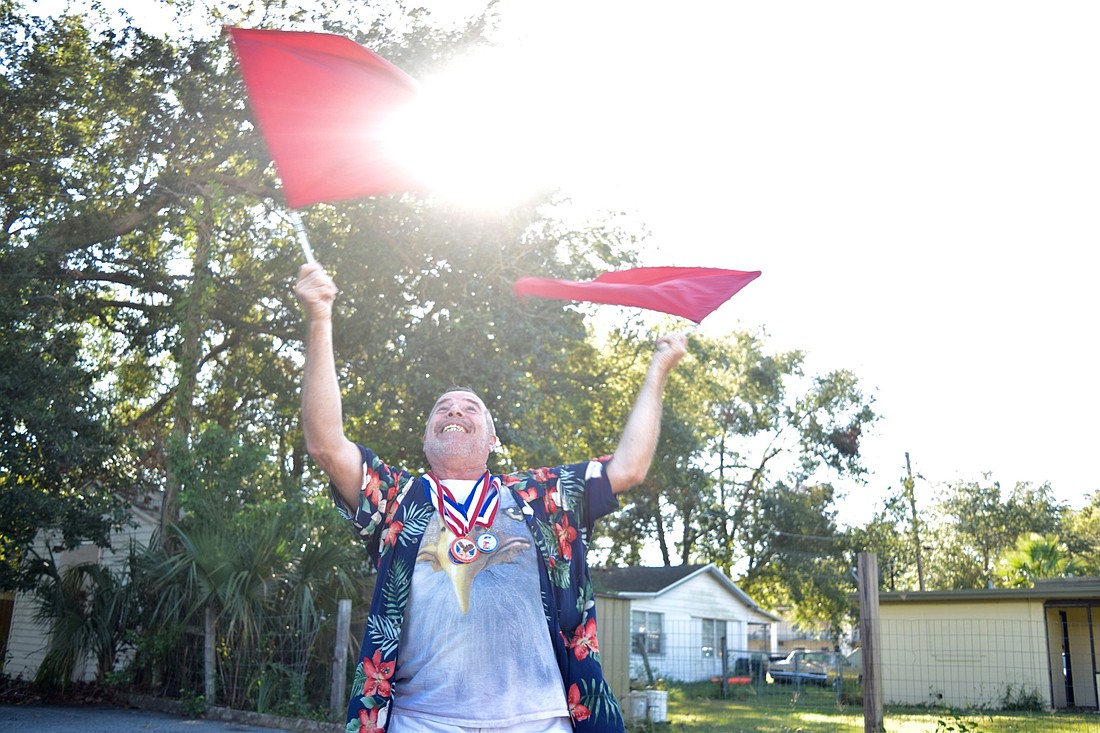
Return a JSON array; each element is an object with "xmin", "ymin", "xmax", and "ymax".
[
  {"xmin": 591, "ymin": 564, "xmax": 779, "ymax": 684},
  {"xmin": 1, "ymin": 503, "xmax": 160, "ymax": 682}
]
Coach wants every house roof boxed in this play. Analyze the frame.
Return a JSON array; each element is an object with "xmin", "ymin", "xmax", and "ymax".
[
  {"xmin": 591, "ymin": 563, "xmax": 781, "ymax": 622},
  {"xmin": 878, "ymin": 576, "xmax": 1100, "ymax": 604},
  {"xmin": 592, "ymin": 564, "xmax": 705, "ymax": 593}
]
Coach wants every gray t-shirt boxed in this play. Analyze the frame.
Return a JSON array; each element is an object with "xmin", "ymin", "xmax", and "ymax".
[{"xmin": 392, "ymin": 482, "xmax": 569, "ymax": 726}]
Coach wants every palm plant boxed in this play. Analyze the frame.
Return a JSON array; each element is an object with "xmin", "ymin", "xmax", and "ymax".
[
  {"xmin": 997, "ymin": 533, "xmax": 1083, "ymax": 588},
  {"xmin": 32, "ymin": 546, "xmax": 138, "ymax": 688},
  {"xmin": 140, "ymin": 498, "xmax": 364, "ymax": 712}
]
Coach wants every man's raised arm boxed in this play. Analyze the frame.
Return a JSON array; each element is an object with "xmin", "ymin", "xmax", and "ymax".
[
  {"xmin": 605, "ymin": 333, "xmax": 689, "ymax": 494},
  {"xmin": 294, "ymin": 263, "xmax": 363, "ymax": 507}
]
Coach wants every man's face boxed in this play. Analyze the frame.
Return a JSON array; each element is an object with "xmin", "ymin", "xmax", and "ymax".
[{"xmin": 422, "ymin": 390, "xmax": 496, "ymax": 471}]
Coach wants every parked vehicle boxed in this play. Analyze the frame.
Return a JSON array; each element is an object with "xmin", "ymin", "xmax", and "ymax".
[{"xmin": 767, "ymin": 649, "xmax": 860, "ymax": 686}]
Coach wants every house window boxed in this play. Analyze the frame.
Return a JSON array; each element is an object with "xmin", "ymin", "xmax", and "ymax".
[
  {"xmin": 632, "ymin": 610, "xmax": 663, "ymax": 656},
  {"xmin": 701, "ymin": 618, "xmax": 726, "ymax": 658}
]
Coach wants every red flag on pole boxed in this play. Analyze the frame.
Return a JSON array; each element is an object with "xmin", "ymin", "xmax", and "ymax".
[
  {"xmin": 225, "ymin": 27, "xmax": 422, "ymax": 208},
  {"xmin": 513, "ymin": 266, "xmax": 761, "ymax": 323}
]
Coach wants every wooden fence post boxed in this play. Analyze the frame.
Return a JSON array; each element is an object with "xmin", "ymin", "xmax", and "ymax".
[
  {"xmin": 204, "ymin": 605, "xmax": 216, "ymax": 706},
  {"xmin": 331, "ymin": 599, "xmax": 352, "ymax": 721},
  {"xmin": 858, "ymin": 552, "xmax": 883, "ymax": 733}
]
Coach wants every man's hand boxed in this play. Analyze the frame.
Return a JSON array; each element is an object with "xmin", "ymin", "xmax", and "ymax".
[
  {"xmin": 651, "ymin": 332, "xmax": 689, "ymax": 375},
  {"xmin": 294, "ymin": 262, "xmax": 338, "ymax": 321}
]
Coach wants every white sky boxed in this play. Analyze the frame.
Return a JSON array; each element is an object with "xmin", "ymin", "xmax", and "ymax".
[
  {"xmin": 459, "ymin": 0, "xmax": 1100, "ymax": 522},
  {"xmin": 31, "ymin": 0, "xmax": 1099, "ymax": 522}
]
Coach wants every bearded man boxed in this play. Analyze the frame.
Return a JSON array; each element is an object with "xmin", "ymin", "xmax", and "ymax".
[{"xmin": 295, "ymin": 262, "xmax": 688, "ymax": 733}]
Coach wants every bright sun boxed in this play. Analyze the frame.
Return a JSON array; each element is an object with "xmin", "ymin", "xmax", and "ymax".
[
  {"xmin": 382, "ymin": 48, "xmax": 579, "ymax": 209},
  {"xmin": 380, "ymin": 17, "xmax": 670, "ymax": 213}
]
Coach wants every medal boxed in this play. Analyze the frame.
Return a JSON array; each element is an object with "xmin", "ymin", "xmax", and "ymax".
[
  {"xmin": 475, "ymin": 532, "xmax": 498, "ymax": 553},
  {"xmin": 449, "ymin": 536, "xmax": 480, "ymax": 564}
]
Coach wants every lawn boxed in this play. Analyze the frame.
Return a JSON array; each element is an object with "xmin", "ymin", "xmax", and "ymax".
[{"xmin": 627, "ymin": 683, "xmax": 1100, "ymax": 733}]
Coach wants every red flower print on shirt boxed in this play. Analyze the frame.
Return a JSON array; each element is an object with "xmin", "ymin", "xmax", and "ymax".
[
  {"xmin": 554, "ymin": 516, "xmax": 577, "ymax": 560},
  {"xmin": 544, "ymin": 484, "xmax": 560, "ymax": 514},
  {"xmin": 516, "ymin": 485, "xmax": 538, "ymax": 503},
  {"xmin": 382, "ymin": 520, "xmax": 403, "ymax": 548},
  {"xmin": 361, "ymin": 650, "xmax": 394, "ymax": 698},
  {"xmin": 567, "ymin": 683, "xmax": 591, "ymax": 722},
  {"xmin": 531, "ymin": 467, "xmax": 555, "ymax": 483},
  {"xmin": 569, "ymin": 617, "xmax": 600, "ymax": 660},
  {"xmin": 363, "ymin": 467, "xmax": 383, "ymax": 506},
  {"xmin": 358, "ymin": 707, "xmax": 382, "ymax": 733}
]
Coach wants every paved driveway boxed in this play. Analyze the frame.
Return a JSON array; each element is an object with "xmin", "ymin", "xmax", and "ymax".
[{"xmin": 0, "ymin": 704, "xmax": 296, "ymax": 732}]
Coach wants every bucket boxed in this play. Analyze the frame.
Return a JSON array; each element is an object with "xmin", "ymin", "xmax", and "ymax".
[
  {"xmin": 645, "ymin": 689, "xmax": 668, "ymax": 723},
  {"xmin": 625, "ymin": 691, "xmax": 648, "ymax": 722}
]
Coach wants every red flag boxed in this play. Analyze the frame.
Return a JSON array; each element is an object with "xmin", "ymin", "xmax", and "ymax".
[
  {"xmin": 225, "ymin": 27, "xmax": 422, "ymax": 208},
  {"xmin": 513, "ymin": 267, "xmax": 761, "ymax": 323}
]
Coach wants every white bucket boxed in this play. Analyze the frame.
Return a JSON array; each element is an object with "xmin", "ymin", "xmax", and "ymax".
[
  {"xmin": 645, "ymin": 689, "xmax": 668, "ymax": 723},
  {"xmin": 625, "ymin": 691, "xmax": 648, "ymax": 722}
]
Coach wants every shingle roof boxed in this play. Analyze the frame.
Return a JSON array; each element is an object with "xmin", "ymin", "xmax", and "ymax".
[
  {"xmin": 591, "ymin": 564, "xmax": 709, "ymax": 594},
  {"xmin": 591, "ymin": 563, "xmax": 781, "ymax": 622}
]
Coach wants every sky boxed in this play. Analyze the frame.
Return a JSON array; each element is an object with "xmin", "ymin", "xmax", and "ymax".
[
  {"xmin": 30, "ymin": 0, "xmax": 1100, "ymax": 523},
  {"xmin": 428, "ymin": 0, "xmax": 1100, "ymax": 522}
]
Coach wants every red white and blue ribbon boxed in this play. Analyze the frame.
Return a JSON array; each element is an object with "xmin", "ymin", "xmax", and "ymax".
[{"xmin": 425, "ymin": 472, "xmax": 500, "ymax": 537}]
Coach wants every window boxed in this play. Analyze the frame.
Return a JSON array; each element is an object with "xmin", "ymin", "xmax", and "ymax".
[
  {"xmin": 631, "ymin": 610, "xmax": 663, "ymax": 656},
  {"xmin": 701, "ymin": 618, "xmax": 726, "ymax": 658}
]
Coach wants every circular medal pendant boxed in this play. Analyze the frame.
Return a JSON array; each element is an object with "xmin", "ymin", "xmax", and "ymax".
[
  {"xmin": 475, "ymin": 532, "xmax": 499, "ymax": 553},
  {"xmin": 449, "ymin": 536, "xmax": 480, "ymax": 564}
]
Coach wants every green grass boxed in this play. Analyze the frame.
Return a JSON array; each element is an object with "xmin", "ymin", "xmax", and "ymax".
[{"xmin": 624, "ymin": 683, "xmax": 1100, "ymax": 733}]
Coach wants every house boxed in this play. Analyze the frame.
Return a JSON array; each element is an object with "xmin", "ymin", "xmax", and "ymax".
[
  {"xmin": 1, "ymin": 503, "xmax": 160, "ymax": 682},
  {"xmin": 749, "ymin": 610, "xmax": 835, "ymax": 658},
  {"xmin": 874, "ymin": 577, "xmax": 1100, "ymax": 711},
  {"xmin": 591, "ymin": 564, "xmax": 779, "ymax": 685}
]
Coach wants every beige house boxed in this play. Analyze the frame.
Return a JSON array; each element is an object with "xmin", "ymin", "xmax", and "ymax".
[{"xmin": 875, "ymin": 577, "xmax": 1100, "ymax": 711}]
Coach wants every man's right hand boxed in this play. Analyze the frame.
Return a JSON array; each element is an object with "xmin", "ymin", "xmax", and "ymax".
[{"xmin": 294, "ymin": 262, "xmax": 338, "ymax": 321}]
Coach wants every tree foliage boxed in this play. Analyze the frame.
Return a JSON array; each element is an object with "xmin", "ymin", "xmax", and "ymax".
[
  {"xmin": 922, "ymin": 477, "xmax": 1064, "ymax": 590},
  {"xmin": 597, "ymin": 328, "xmax": 877, "ymax": 629},
  {"xmin": 854, "ymin": 473, "xmax": 1089, "ymax": 593},
  {"xmin": 0, "ymin": 7, "xmax": 170, "ymax": 589},
  {"xmin": 1060, "ymin": 490, "xmax": 1100, "ymax": 576}
]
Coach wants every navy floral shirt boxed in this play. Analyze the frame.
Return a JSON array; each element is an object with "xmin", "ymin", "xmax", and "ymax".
[{"xmin": 334, "ymin": 445, "xmax": 626, "ymax": 733}]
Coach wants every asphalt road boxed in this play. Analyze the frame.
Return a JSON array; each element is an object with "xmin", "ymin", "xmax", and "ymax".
[{"xmin": 0, "ymin": 704, "xmax": 297, "ymax": 732}]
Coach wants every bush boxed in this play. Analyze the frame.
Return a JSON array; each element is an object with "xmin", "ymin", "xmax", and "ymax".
[{"xmin": 999, "ymin": 684, "xmax": 1045, "ymax": 712}]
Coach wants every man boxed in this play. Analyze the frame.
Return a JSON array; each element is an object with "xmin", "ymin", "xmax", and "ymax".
[{"xmin": 295, "ymin": 262, "xmax": 688, "ymax": 733}]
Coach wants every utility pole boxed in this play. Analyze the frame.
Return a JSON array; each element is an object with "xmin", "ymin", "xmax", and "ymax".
[{"xmin": 904, "ymin": 452, "xmax": 925, "ymax": 591}]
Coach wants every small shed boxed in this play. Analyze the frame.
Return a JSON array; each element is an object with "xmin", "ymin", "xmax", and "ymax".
[
  {"xmin": 876, "ymin": 577, "xmax": 1100, "ymax": 710},
  {"xmin": 592, "ymin": 564, "xmax": 778, "ymax": 684}
]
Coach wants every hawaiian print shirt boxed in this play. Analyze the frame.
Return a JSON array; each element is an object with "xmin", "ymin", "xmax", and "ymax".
[{"xmin": 334, "ymin": 444, "xmax": 626, "ymax": 733}]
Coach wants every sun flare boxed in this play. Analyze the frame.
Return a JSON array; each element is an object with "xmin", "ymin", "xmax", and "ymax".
[
  {"xmin": 380, "ymin": 31, "xmax": 662, "ymax": 212},
  {"xmin": 380, "ymin": 50, "xmax": 567, "ymax": 208}
]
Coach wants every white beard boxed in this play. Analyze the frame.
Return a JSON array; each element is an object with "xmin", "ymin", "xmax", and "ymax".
[{"xmin": 423, "ymin": 431, "xmax": 492, "ymax": 471}]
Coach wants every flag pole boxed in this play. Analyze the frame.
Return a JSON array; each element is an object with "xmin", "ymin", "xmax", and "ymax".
[{"xmin": 290, "ymin": 211, "xmax": 316, "ymax": 264}]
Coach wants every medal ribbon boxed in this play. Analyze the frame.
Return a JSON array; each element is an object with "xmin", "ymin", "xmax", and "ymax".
[{"xmin": 425, "ymin": 472, "xmax": 500, "ymax": 537}]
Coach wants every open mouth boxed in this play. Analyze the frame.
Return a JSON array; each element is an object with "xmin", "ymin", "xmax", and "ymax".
[{"xmin": 442, "ymin": 424, "xmax": 468, "ymax": 433}]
